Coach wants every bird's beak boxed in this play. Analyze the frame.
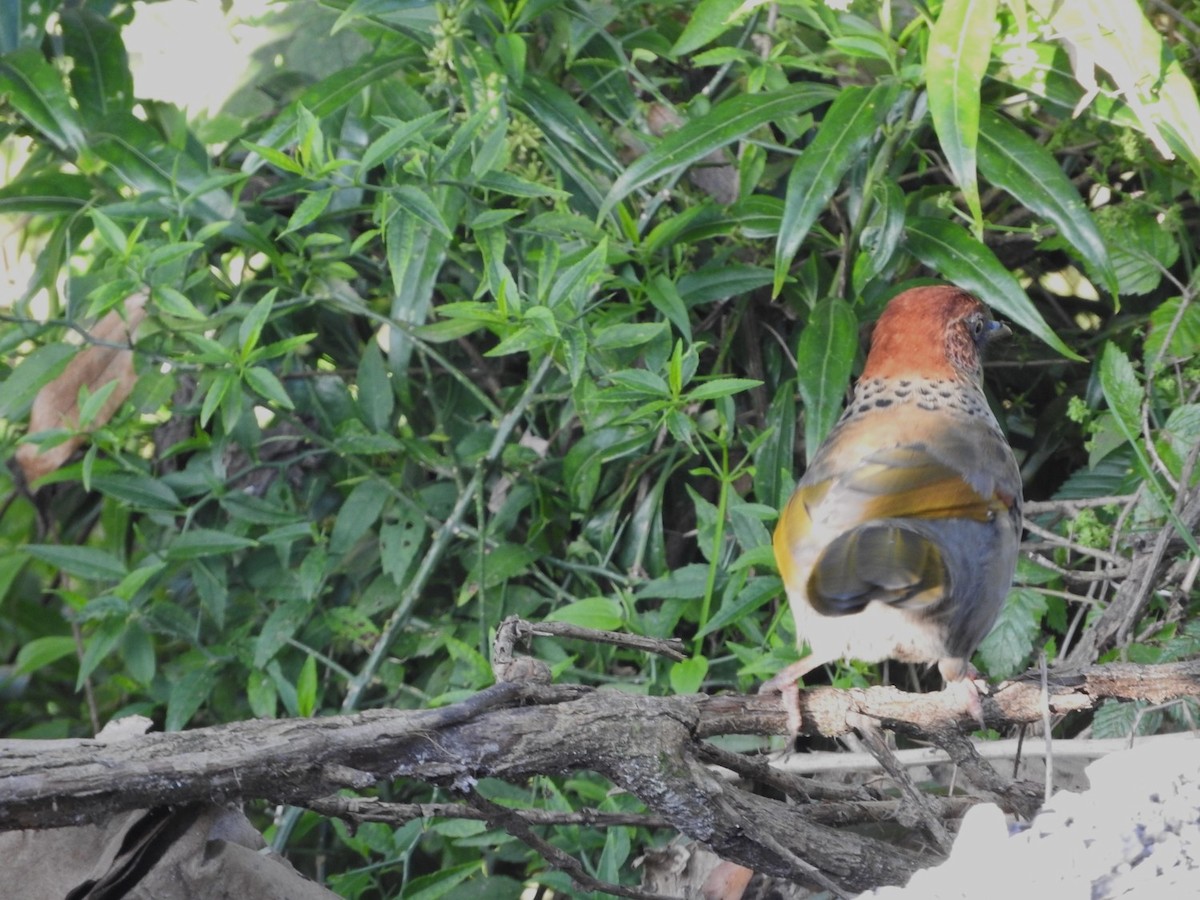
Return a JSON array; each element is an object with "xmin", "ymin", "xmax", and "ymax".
[{"xmin": 987, "ymin": 320, "xmax": 1012, "ymax": 341}]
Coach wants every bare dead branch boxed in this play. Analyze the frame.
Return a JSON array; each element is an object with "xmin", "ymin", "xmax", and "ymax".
[
  {"xmin": 1, "ymin": 661, "xmax": 1197, "ymax": 893},
  {"xmin": 302, "ymin": 795, "xmax": 673, "ymax": 829}
]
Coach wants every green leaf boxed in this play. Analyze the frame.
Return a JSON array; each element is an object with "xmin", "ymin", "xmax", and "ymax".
[
  {"xmin": 401, "ymin": 860, "xmax": 480, "ymax": 900},
  {"xmin": 247, "ymin": 670, "xmax": 277, "ymax": 719},
  {"xmin": 60, "ymin": 9, "xmax": 133, "ymax": 125},
  {"xmin": 380, "ymin": 507, "xmax": 427, "ymax": 588},
  {"xmin": 562, "ymin": 427, "xmax": 649, "ymax": 509},
  {"xmin": 637, "ymin": 563, "xmax": 710, "ymax": 600},
  {"xmin": 671, "ymin": 0, "xmax": 752, "ymax": 57},
  {"xmin": 1146, "ymin": 296, "xmax": 1200, "ymax": 372},
  {"xmin": 242, "ymin": 141, "xmax": 305, "ymax": 175},
  {"xmin": 687, "ymin": 377, "xmax": 763, "ymax": 402},
  {"xmin": 254, "ymin": 599, "xmax": 310, "ymax": 669},
  {"xmin": 754, "ymin": 379, "xmax": 797, "ymax": 508},
  {"xmin": 112, "ymin": 562, "xmax": 167, "ymax": 602},
  {"xmin": 597, "ymin": 822, "xmax": 632, "ymax": 886},
  {"xmin": 544, "ymin": 597, "xmax": 625, "ymax": 631},
  {"xmin": 330, "ymin": 480, "xmax": 389, "ymax": 555},
  {"xmin": 0, "ymin": 170, "xmax": 91, "ymax": 214},
  {"xmin": 977, "ymin": 108, "xmax": 1118, "ymax": 298},
  {"xmin": 1093, "ymin": 698, "xmax": 1157, "ymax": 739},
  {"xmin": 0, "ymin": 47, "xmax": 86, "ymax": 152},
  {"xmin": 464, "ymin": 543, "xmax": 537, "ymax": 596},
  {"xmin": 89, "ymin": 209, "xmax": 128, "ymax": 255},
  {"xmin": 698, "ymin": 575, "xmax": 781, "ymax": 639},
  {"xmin": 166, "ymin": 665, "xmax": 220, "ymax": 731},
  {"xmin": 77, "ymin": 618, "xmax": 124, "ymax": 689},
  {"xmin": 853, "ymin": 178, "xmax": 906, "ymax": 292},
  {"xmin": 976, "ymin": 587, "xmax": 1046, "ymax": 678},
  {"xmin": 545, "ymin": 239, "xmax": 607, "ymax": 311},
  {"xmin": 774, "ymin": 83, "xmax": 896, "ymax": 294},
  {"xmin": 795, "ymin": 299, "xmax": 857, "ymax": 463},
  {"xmin": 601, "ymin": 85, "xmax": 837, "ymax": 219},
  {"xmin": 244, "ymin": 366, "xmax": 294, "ymax": 409},
  {"xmin": 0, "ymin": 343, "xmax": 74, "ymax": 420},
  {"xmin": 669, "ymin": 655, "xmax": 709, "ymax": 694},
  {"xmin": 146, "ymin": 241, "xmax": 203, "ymax": 270},
  {"xmin": 152, "ymin": 285, "xmax": 207, "ymax": 321},
  {"xmin": 239, "ymin": 289, "xmax": 277, "ymax": 356},
  {"xmin": 391, "ymin": 184, "xmax": 452, "ymax": 239},
  {"xmin": 677, "ymin": 263, "xmax": 773, "ymax": 305},
  {"xmin": 90, "ymin": 473, "xmax": 182, "ymax": 511},
  {"xmin": 516, "ymin": 76, "xmax": 623, "ymax": 179},
  {"xmin": 1094, "ymin": 208, "xmax": 1180, "ymax": 297},
  {"xmin": 592, "ymin": 321, "xmax": 668, "ymax": 351},
  {"xmin": 359, "ymin": 110, "xmax": 446, "ymax": 173},
  {"xmin": 294, "ymin": 53, "xmax": 410, "ymax": 119},
  {"xmin": 15, "ymin": 636, "xmax": 78, "ymax": 675},
  {"xmin": 357, "ymin": 339, "xmax": 394, "ymax": 432},
  {"xmin": 926, "ymin": 0, "xmax": 998, "ymax": 231},
  {"xmin": 282, "ymin": 188, "xmax": 333, "ymax": 235},
  {"xmin": 477, "ymin": 170, "xmax": 570, "ymax": 200},
  {"xmin": 166, "ymin": 529, "xmax": 258, "ymax": 560},
  {"xmin": 77, "ymin": 378, "xmax": 120, "ymax": 427},
  {"xmin": 25, "ymin": 544, "xmax": 127, "ymax": 581},
  {"xmin": 121, "ymin": 621, "xmax": 156, "ymax": 686},
  {"xmin": 1098, "ymin": 343, "xmax": 1141, "ymax": 441},
  {"xmin": 296, "ymin": 654, "xmax": 318, "ymax": 717},
  {"xmin": 645, "ymin": 275, "xmax": 692, "ymax": 342},
  {"xmin": 905, "ymin": 216, "xmax": 1082, "ymax": 360},
  {"xmin": 385, "ymin": 195, "xmax": 454, "ymax": 375}
]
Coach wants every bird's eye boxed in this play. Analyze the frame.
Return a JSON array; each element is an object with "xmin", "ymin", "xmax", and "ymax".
[{"xmin": 972, "ymin": 317, "xmax": 985, "ymax": 336}]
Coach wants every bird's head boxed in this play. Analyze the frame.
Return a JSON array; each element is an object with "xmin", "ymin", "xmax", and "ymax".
[{"xmin": 860, "ymin": 285, "xmax": 1010, "ymax": 384}]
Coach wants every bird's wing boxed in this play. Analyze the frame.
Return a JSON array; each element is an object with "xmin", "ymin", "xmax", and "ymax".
[{"xmin": 793, "ymin": 442, "xmax": 1017, "ymax": 616}]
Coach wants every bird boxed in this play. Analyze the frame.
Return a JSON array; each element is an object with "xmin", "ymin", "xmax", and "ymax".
[{"xmin": 763, "ymin": 284, "xmax": 1023, "ymax": 734}]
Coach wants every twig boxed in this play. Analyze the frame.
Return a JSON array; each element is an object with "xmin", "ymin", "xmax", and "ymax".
[
  {"xmin": 304, "ymin": 795, "xmax": 672, "ymax": 829},
  {"xmin": 851, "ymin": 719, "xmax": 951, "ymax": 852},
  {"xmin": 1022, "ymin": 496, "xmax": 1136, "ymax": 516},
  {"xmin": 465, "ymin": 790, "xmax": 680, "ymax": 900},
  {"xmin": 505, "ymin": 617, "xmax": 687, "ymax": 662},
  {"xmin": 1023, "ymin": 552, "xmax": 1127, "ymax": 583},
  {"xmin": 697, "ymin": 740, "xmax": 883, "ymax": 804},
  {"xmin": 1021, "ymin": 519, "xmax": 1128, "ymax": 565}
]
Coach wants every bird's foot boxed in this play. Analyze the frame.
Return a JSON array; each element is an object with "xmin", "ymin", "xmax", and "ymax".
[
  {"xmin": 944, "ymin": 674, "xmax": 987, "ymax": 729},
  {"xmin": 758, "ymin": 659, "xmax": 819, "ymax": 741}
]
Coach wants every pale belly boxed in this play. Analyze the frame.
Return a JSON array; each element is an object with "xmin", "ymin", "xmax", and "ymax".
[{"xmin": 787, "ymin": 588, "xmax": 952, "ymax": 666}]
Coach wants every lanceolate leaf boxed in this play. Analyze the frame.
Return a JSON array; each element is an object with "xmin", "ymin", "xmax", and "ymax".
[
  {"xmin": 59, "ymin": 9, "xmax": 133, "ymax": 125},
  {"xmin": 906, "ymin": 216, "xmax": 1082, "ymax": 361},
  {"xmin": 671, "ymin": 0, "xmax": 762, "ymax": 58},
  {"xmin": 0, "ymin": 47, "xmax": 86, "ymax": 152},
  {"xmin": 602, "ymin": 84, "xmax": 837, "ymax": 220},
  {"xmin": 796, "ymin": 298, "xmax": 857, "ymax": 464},
  {"xmin": 926, "ymin": 0, "xmax": 997, "ymax": 233},
  {"xmin": 773, "ymin": 83, "xmax": 897, "ymax": 296},
  {"xmin": 978, "ymin": 108, "xmax": 1119, "ymax": 299}
]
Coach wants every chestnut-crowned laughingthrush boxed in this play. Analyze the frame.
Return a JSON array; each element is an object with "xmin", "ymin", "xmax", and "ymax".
[{"xmin": 764, "ymin": 285, "xmax": 1023, "ymax": 732}]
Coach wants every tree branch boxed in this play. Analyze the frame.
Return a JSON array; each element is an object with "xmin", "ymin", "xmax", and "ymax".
[{"xmin": 2, "ymin": 661, "xmax": 1197, "ymax": 894}]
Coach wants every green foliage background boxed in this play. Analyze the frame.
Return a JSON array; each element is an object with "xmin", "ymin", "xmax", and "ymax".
[{"xmin": 2, "ymin": 0, "xmax": 1199, "ymax": 895}]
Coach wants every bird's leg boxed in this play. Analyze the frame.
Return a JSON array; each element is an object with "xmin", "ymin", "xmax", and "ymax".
[
  {"xmin": 758, "ymin": 656, "xmax": 826, "ymax": 739},
  {"xmin": 938, "ymin": 657, "xmax": 987, "ymax": 728}
]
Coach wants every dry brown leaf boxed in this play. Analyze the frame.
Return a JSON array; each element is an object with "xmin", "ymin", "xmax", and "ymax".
[{"xmin": 15, "ymin": 293, "xmax": 147, "ymax": 485}]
